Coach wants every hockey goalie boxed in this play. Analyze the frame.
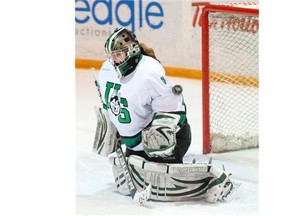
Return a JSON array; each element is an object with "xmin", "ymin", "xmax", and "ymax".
[
  {"xmin": 92, "ymin": 27, "xmax": 239, "ymax": 204},
  {"xmin": 93, "ymin": 105, "xmax": 239, "ymax": 203}
]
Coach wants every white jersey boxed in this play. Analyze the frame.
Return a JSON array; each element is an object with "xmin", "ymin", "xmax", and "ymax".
[{"xmin": 98, "ymin": 55, "xmax": 186, "ymax": 150}]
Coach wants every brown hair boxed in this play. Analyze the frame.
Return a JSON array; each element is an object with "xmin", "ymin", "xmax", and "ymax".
[{"xmin": 140, "ymin": 43, "xmax": 160, "ymax": 62}]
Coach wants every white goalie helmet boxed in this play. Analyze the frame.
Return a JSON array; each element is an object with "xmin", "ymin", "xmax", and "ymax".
[{"xmin": 104, "ymin": 27, "xmax": 141, "ymax": 78}]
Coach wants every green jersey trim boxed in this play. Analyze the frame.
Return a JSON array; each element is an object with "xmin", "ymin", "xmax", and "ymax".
[
  {"xmin": 153, "ymin": 112, "xmax": 187, "ymax": 126},
  {"xmin": 121, "ymin": 132, "xmax": 142, "ymax": 148}
]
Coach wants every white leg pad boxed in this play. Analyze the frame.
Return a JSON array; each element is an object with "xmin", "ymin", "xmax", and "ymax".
[
  {"xmin": 109, "ymin": 155, "xmax": 130, "ymax": 196},
  {"xmin": 128, "ymin": 155, "xmax": 214, "ymax": 201}
]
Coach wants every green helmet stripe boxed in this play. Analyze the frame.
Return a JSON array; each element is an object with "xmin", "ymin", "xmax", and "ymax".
[{"xmin": 107, "ymin": 27, "xmax": 125, "ymax": 53}]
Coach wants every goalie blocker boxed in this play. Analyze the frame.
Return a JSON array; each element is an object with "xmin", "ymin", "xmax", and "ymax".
[
  {"xmin": 109, "ymin": 154, "xmax": 240, "ymax": 202},
  {"xmin": 93, "ymin": 106, "xmax": 118, "ymax": 157}
]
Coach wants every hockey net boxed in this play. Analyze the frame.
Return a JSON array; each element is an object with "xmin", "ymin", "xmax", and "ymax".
[{"xmin": 201, "ymin": 2, "xmax": 259, "ymax": 153}]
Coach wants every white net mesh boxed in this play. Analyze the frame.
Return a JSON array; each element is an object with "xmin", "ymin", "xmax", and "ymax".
[{"xmin": 207, "ymin": 10, "xmax": 259, "ymax": 152}]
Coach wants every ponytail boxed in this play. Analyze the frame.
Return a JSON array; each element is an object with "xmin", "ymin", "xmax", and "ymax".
[{"xmin": 140, "ymin": 43, "xmax": 160, "ymax": 62}]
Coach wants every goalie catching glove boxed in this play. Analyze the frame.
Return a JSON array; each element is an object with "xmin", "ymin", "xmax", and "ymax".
[{"xmin": 142, "ymin": 112, "xmax": 180, "ymax": 157}]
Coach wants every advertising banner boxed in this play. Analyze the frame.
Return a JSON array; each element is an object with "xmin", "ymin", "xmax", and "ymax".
[{"xmin": 75, "ymin": 0, "xmax": 201, "ymax": 70}]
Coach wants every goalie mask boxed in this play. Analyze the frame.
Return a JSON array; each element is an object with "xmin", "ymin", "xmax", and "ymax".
[{"xmin": 104, "ymin": 28, "xmax": 141, "ymax": 78}]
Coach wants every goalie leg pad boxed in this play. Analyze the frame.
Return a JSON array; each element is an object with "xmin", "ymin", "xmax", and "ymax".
[
  {"xmin": 128, "ymin": 155, "xmax": 214, "ymax": 201},
  {"xmin": 93, "ymin": 106, "xmax": 118, "ymax": 157},
  {"xmin": 205, "ymin": 166, "xmax": 236, "ymax": 203},
  {"xmin": 109, "ymin": 155, "xmax": 130, "ymax": 196},
  {"xmin": 109, "ymin": 154, "xmax": 239, "ymax": 202}
]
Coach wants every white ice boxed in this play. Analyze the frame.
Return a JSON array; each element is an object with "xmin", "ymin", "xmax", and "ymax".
[{"xmin": 75, "ymin": 68, "xmax": 258, "ymax": 215}]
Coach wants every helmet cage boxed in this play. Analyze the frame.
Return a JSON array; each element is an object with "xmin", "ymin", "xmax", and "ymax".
[
  {"xmin": 104, "ymin": 28, "xmax": 141, "ymax": 77},
  {"xmin": 106, "ymin": 47, "xmax": 129, "ymax": 67}
]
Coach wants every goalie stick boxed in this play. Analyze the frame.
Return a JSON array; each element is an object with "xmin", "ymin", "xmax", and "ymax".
[{"xmin": 91, "ymin": 68, "xmax": 151, "ymax": 204}]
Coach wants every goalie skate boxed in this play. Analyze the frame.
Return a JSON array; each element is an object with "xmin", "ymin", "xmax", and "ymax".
[
  {"xmin": 133, "ymin": 183, "xmax": 152, "ymax": 205},
  {"xmin": 221, "ymin": 180, "xmax": 241, "ymax": 202}
]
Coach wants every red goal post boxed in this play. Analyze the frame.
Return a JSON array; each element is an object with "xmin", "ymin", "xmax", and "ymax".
[{"xmin": 200, "ymin": 2, "xmax": 259, "ymax": 154}]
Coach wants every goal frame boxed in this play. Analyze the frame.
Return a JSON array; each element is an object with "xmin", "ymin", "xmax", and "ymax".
[{"xmin": 201, "ymin": 3, "xmax": 259, "ymax": 154}]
